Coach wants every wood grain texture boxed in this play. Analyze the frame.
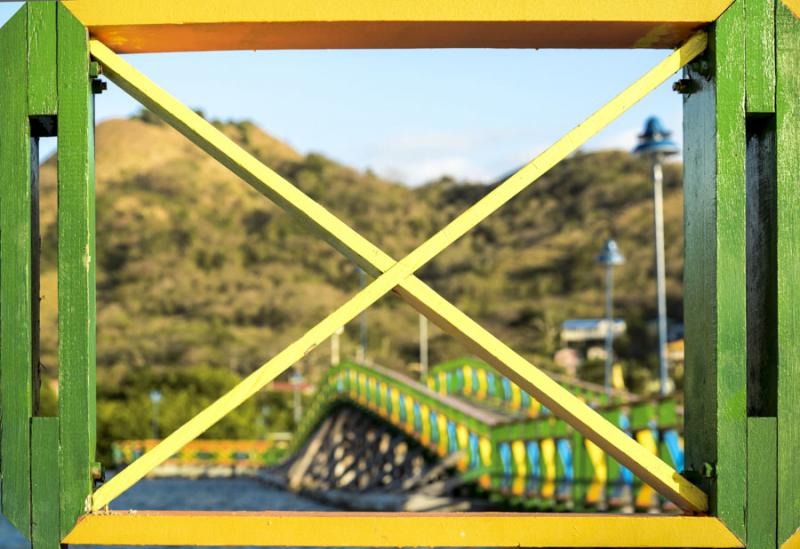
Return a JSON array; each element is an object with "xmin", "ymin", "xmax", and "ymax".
[
  {"xmin": 745, "ymin": 0, "xmax": 776, "ymax": 113},
  {"xmin": 746, "ymin": 418, "xmax": 777, "ymax": 549},
  {"xmin": 63, "ymin": 0, "xmax": 732, "ymax": 52},
  {"xmin": 0, "ymin": 6, "xmax": 33, "ymax": 536},
  {"xmin": 32, "ymin": 418, "xmax": 60, "ymax": 549},
  {"xmin": 62, "ymin": 512, "xmax": 745, "ymax": 548},
  {"xmin": 776, "ymin": 1, "xmax": 800, "ymax": 544},
  {"xmin": 683, "ymin": 0, "xmax": 747, "ymax": 540},
  {"xmin": 57, "ymin": 3, "xmax": 96, "ymax": 537},
  {"xmin": 27, "ymin": 1, "xmax": 57, "ymax": 116}
]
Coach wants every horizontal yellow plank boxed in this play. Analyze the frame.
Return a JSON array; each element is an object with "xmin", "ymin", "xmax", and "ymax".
[
  {"xmin": 63, "ymin": 512, "xmax": 744, "ymax": 547},
  {"xmin": 88, "ymin": 34, "xmax": 708, "ymax": 514},
  {"xmin": 64, "ymin": 0, "xmax": 730, "ymax": 51}
]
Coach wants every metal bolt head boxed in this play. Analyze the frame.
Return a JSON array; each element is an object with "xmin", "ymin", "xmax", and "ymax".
[
  {"xmin": 91, "ymin": 78, "xmax": 107, "ymax": 94},
  {"xmin": 672, "ymin": 79, "xmax": 698, "ymax": 95}
]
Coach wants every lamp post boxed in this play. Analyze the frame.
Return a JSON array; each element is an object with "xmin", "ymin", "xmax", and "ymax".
[
  {"xmin": 149, "ymin": 389, "xmax": 162, "ymax": 440},
  {"xmin": 290, "ymin": 368, "xmax": 303, "ymax": 426},
  {"xmin": 597, "ymin": 239, "xmax": 625, "ymax": 393},
  {"xmin": 356, "ymin": 267, "xmax": 367, "ymax": 363},
  {"xmin": 419, "ymin": 314, "xmax": 429, "ymax": 380},
  {"xmin": 633, "ymin": 116, "xmax": 678, "ymax": 396},
  {"xmin": 331, "ymin": 326, "xmax": 344, "ymax": 366}
]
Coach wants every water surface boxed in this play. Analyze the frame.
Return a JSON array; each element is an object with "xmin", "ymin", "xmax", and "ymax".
[{"xmin": 0, "ymin": 477, "xmax": 334, "ymax": 549}]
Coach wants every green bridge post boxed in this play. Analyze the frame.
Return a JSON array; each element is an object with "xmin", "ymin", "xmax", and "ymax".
[
  {"xmin": 0, "ymin": 2, "xmax": 96, "ymax": 547},
  {"xmin": 685, "ymin": 0, "xmax": 800, "ymax": 547},
  {"xmin": 776, "ymin": 1, "xmax": 800, "ymax": 545}
]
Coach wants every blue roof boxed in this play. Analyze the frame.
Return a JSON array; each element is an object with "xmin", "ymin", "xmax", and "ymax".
[{"xmin": 562, "ymin": 319, "xmax": 625, "ymax": 330}]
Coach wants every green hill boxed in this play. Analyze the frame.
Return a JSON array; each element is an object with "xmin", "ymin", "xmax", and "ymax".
[{"xmin": 37, "ymin": 114, "xmax": 683, "ymax": 449}]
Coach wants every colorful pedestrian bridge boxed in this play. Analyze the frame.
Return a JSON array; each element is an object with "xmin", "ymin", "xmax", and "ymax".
[{"xmin": 287, "ymin": 359, "xmax": 685, "ymax": 512}]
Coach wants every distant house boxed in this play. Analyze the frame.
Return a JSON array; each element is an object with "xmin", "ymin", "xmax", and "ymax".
[
  {"xmin": 559, "ymin": 318, "xmax": 626, "ymax": 344},
  {"xmin": 554, "ymin": 318, "xmax": 627, "ymax": 370}
]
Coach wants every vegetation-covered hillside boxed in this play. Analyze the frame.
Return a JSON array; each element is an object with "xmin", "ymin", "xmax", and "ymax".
[{"xmin": 36, "ymin": 113, "xmax": 683, "ymax": 455}]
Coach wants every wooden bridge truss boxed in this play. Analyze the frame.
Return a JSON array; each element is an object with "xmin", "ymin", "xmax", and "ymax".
[{"xmin": 0, "ymin": 0, "xmax": 798, "ymax": 547}]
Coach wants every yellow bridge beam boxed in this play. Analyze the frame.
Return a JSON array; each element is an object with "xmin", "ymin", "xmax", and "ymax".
[
  {"xmin": 62, "ymin": 0, "xmax": 732, "ymax": 52},
  {"xmin": 88, "ymin": 34, "xmax": 708, "ymax": 513},
  {"xmin": 63, "ymin": 512, "xmax": 744, "ymax": 547}
]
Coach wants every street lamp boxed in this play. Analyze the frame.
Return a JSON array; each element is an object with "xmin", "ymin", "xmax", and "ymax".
[
  {"xmin": 290, "ymin": 368, "xmax": 304, "ymax": 426},
  {"xmin": 331, "ymin": 326, "xmax": 344, "ymax": 366},
  {"xmin": 596, "ymin": 239, "xmax": 625, "ymax": 393},
  {"xmin": 356, "ymin": 267, "xmax": 367, "ymax": 363},
  {"xmin": 149, "ymin": 389, "xmax": 162, "ymax": 440},
  {"xmin": 633, "ymin": 116, "xmax": 679, "ymax": 396},
  {"xmin": 419, "ymin": 314, "xmax": 429, "ymax": 380}
]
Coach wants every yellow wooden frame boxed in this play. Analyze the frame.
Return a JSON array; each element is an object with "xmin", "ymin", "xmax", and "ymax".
[
  {"xmin": 62, "ymin": 0, "xmax": 732, "ymax": 51},
  {"xmin": 86, "ymin": 33, "xmax": 709, "ymax": 517},
  {"xmin": 63, "ymin": 512, "xmax": 744, "ymax": 547}
]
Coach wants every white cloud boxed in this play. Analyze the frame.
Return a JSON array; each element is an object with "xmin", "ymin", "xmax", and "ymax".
[{"xmin": 362, "ymin": 128, "xmax": 548, "ymax": 186}]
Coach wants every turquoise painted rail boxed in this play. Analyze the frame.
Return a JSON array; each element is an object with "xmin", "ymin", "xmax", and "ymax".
[{"xmin": 291, "ymin": 360, "xmax": 684, "ymax": 512}]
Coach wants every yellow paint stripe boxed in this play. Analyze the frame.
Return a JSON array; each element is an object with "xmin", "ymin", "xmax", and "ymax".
[
  {"xmin": 89, "ymin": 34, "xmax": 707, "ymax": 512},
  {"xmin": 63, "ymin": 512, "xmax": 744, "ymax": 547}
]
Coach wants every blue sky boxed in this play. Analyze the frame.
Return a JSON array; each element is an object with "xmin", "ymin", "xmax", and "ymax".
[{"xmin": 1, "ymin": 2, "xmax": 683, "ymax": 185}]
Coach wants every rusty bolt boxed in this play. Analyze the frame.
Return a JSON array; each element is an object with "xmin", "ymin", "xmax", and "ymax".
[{"xmin": 673, "ymin": 79, "xmax": 699, "ymax": 95}]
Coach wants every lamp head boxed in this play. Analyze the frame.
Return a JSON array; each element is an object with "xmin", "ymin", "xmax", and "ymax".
[
  {"xmin": 633, "ymin": 116, "xmax": 679, "ymax": 157},
  {"xmin": 597, "ymin": 239, "xmax": 625, "ymax": 266}
]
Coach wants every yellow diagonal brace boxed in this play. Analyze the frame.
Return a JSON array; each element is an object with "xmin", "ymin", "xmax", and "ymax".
[{"xmin": 89, "ymin": 34, "xmax": 708, "ymax": 513}]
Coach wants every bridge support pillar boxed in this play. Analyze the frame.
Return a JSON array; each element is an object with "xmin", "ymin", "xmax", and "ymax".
[
  {"xmin": 0, "ymin": 2, "xmax": 96, "ymax": 546},
  {"xmin": 685, "ymin": 0, "xmax": 800, "ymax": 547},
  {"xmin": 775, "ymin": 1, "xmax": 800, "ymax": 546}
]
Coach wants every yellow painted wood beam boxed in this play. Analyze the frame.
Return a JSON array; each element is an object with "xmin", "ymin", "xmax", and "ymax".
[
  {"xmin": 63, "ymin": 512, "xmax": 744, "ymax": 547},
  {"xmin": 64, "ymin": 0, "xmax": 731, "ymax": 52},
  {"xmin": 783, "ymin": 0, "xmax": 800, "ymax": 19},
  {"xmin": 783, "ymin": 528, "xmax": 800, "ymax": 549},
  {"xmin": 88, "ymin": 34, "xmax": 708, "ymax": 513}
]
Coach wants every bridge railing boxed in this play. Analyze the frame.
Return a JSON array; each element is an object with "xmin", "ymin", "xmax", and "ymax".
[
  {"xmin": 426, "ymin": 358, "xmax": 633, "ymax": 416},
  {"xmin": 112, "ymin": 436, "xmax": 291, "ymax": 469},
  {"xmin": 491, "ymin": 397, "xmax": 684, "ymax": 512},
  {"xmin": 292, "ymin": 360, "xmax": 684, "ymax": 512}
]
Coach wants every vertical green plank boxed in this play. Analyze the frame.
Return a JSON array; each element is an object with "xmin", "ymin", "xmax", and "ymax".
[
  {"xmin": 0, "ymin": 7, "xmax": 33, "ymax": 536},
  {"xmin": 683, "ymin": 0, "xmax": 747, "ymax": 540},
  {"xmin": 27, "ymin": 1, "xmax": 57, "ymax": 116},
  {"xmin": 776, "ymin": 2, "xmax": 800, "ymax": 544},
  {"xmin": 571, "ymin": 429, "xmax": 588, "ymax": 511},
  {"xmin": 745, "ymin": 0, "xmax": 776, "ymax": 113},
  {"xmin": 746, "ymin": 418, "xmax": 777, "ymax": 549},
  {"xmin": 32, "ymin": 418, "xmax": 60, "ymax": 549},
  {"xmin": 57, "ymin": 3, "xmax": 96, "ymax": 537}
]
